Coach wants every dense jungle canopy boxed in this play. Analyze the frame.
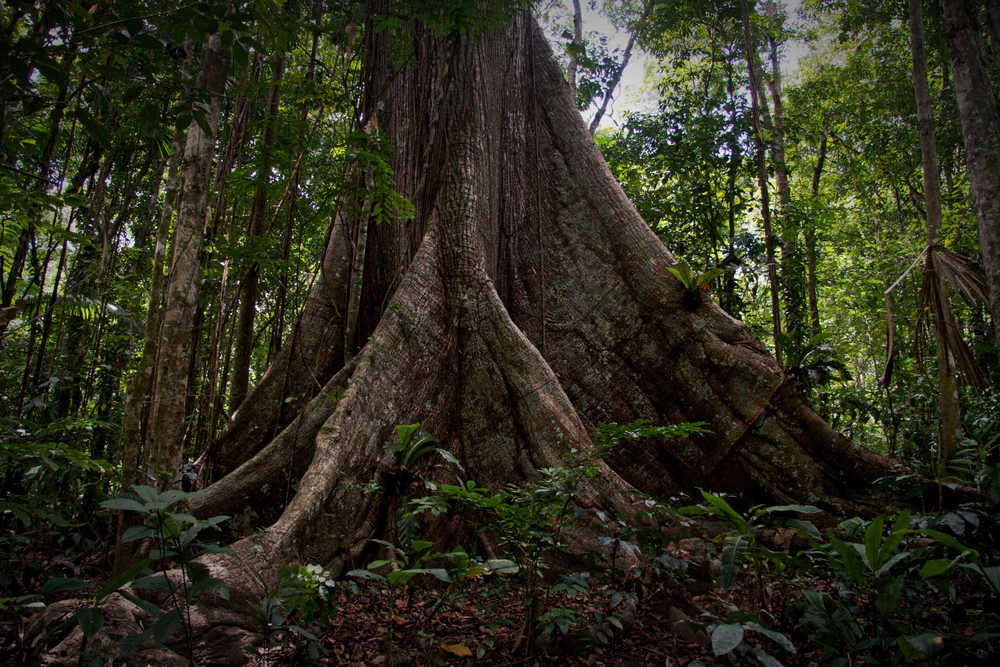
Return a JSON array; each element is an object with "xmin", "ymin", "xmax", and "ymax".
[{"xmin": 1, "ymin": 0, "xmax": 999, "ymax": 664}]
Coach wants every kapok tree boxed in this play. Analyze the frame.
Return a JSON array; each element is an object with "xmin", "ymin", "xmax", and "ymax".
[{"xmin": 43, "ymin": 4, "xmax": 893, "ymax": 662}]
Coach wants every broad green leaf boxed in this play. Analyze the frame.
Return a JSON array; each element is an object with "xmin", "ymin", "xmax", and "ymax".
[
  {"xmin": 828, "ymin": 534, "xmax": 864, "ymax": 584},
  {"xmin": 100, "ymin": 497, "xmax": 148, "ymax": 513},
  {"xmin": 875, "ymin": 575, "xmax": 904, "ymax": 616},
  {"xmin": 721, "ymin": 535, "xmax": 749, "ymax": 588},
  {"xmin": 484, "ymin": 559, "xmax": 518, "ymax": 574},
  {"xmin": 754, "ymin": 649, "xmax": 785, "ymax": 667},
  {"xmin": 875, "ymin": 551, "xmax": 910, "ymax": 577},
  {"xmin": 97, "ymin": 558, "xmax": 152, "ymax": 600},
  {"xmin": 347, "ymin": 569, "xmax": 385, "ymax": 582},
  {"xmin": 117, "ymin": 589, "xmax": 165, "ymax": 617},
  {"xmin": 152, "ymin": 610, "xmax": 182, "ymax": 644},
  {"xmin": 920, "ymin": 559, "xmax": 953, "ymax": 579},
  {"xmin": 745, "ymin": 621, "xmax": 796, "ymax": 653},
  {"xmin": 42, "ymin": 577, "xmax": 88, "ymax": 594},
  {"xmin": 759, "ymin": 504, "xmax": 821, "ymax": 515},
  {"xmin": 711, "ymin": 623, "xmax": 744, "ymax": 656},
  {"xmin": 74, "ymin": 607, "xmax": 104, "ymax": 637},
  {"xmin": 981, "ymin": 566, "xmax": 1000, "ymax": 595},
  {"xmin": 393, "ymin": 423, "xmax": 421, "ymax": 448},
  {"xmin": 787, "ymin": 519, "xmax": 821, "ymax": 541},
  {"xmin": 121, "ymin": 525, "xmax": 156, "ymax": 543},
  {"xmin": 864, "ymin": 515, "xmax": 885, "ymax": 570}
]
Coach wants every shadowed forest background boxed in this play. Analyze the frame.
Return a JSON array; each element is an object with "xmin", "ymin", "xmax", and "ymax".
[{"xmin": 1, "ymin": 0, "xmax": 999, "ymax": 664}]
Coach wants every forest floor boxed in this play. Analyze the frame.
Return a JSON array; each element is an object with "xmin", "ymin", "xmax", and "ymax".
[{"xmin": 2, "ymin": 514, "xmax": 997, "ymax": 665}]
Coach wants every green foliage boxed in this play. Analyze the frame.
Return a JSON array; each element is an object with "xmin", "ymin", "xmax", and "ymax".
[
  {"xmin": 685, "ymin": 490, "xmax": 821, "ymax": 590},
  {"xmin": 384, "ymin": 422, "xmax": 444, "ymax": 470},
  {"xmin": 40, "ymin": 485, "xmax": 232, "ymax": 661}
]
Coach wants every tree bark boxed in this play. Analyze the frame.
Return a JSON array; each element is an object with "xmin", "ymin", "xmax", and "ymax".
[
  {"xmin": 942, "ymin": 0, "xmax": 1000, "ymax": 349},
  {"xmin": 764, "ymin": 6, "xmax": 805, "ymax": 355},
  {"xmin": 741, "ymin": 0, "xmax": 784, "ymax": 364},
  {"xmin": 230, "ymin": 52, "xmax": 286, "ymax": 412},
  {"xmin": 146, "ymin": 35, "xmax": 228, "ymax": 482},
  {"xmin": 909, "ymin": 0, "xmax": 962, "ymax": 467},
  {"xmin": 49, "ymin": 10, "xmax": 895, "ymax": 663},
  {"xmin": 567, "ymin": 0, "xmax": 582, "ymax": 91},
  {"xmin": 806, "ymin": 130, "xmax": 825, "ymax": 335}
]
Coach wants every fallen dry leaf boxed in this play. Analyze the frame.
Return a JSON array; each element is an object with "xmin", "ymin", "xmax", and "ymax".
[{"xmin": 440, "ymin": 642, "xmax": 473, "ymax": 657}]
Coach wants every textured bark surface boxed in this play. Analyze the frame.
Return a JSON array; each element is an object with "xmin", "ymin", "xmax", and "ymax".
[
  {"xmin": 146, "ymin": 35, "xmax": 228, "ymax": 479},
  {"xmin": 40, "ymin": 11, "xmax": 894, "ymax": 664},
  {"xmin": 943, "ymin": 0, "xmax": 1000, "ymax": 348}
]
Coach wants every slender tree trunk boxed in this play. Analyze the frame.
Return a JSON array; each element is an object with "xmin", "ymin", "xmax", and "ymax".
[
  {"xmin": 230, "ymin": 53, "xmax": 286, "ymax": 411},
  {"xmin": 909, "ymin": 0, "xmax": 962, "ymax": 467},
  {"xmin": 942, "ymin": 0, "xmax": 1000, "ymax": 349},
  {"xmin": 567, "ymin": 0, "xmax": 583, "ymax": 91},
  {"xmin": 146, "ymin": 35, "xmax": 229, "ymax": 482},
  {"xmin": 806, "ymin": 131, "xmax": 826, "ymax": 335},
  {"xmin": 118, "ymin": 128, "xmax": 186, "ymax": 492},
  {"xmin": 765, "ymin": 14, "xmax": 805, "ymax": 355},
  {"xmin": 741, "ymin": 0, "xmax": 783, "ymax": 364}
]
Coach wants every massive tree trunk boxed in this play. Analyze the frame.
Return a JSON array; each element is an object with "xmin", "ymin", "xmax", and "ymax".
[{"xmin": 43, "ymin": 9, "xmax": 892, "ymax": 663}]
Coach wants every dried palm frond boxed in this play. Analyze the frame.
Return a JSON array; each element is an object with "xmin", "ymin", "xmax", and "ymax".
[
  {"xmin": 914, "ymin": 247, "xmax": 989, "ymax": 391},
  {"xmin": 882, "ymin": 245, "xmax": 989, "ymax": 392}
]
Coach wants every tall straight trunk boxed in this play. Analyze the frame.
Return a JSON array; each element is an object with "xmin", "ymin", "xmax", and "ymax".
[
  {"xmin": 230, "ymin": 53, "xmax": 286, "ymax": 411},
  {"xmin": 119, "ymin": 128, "xmax": 184, "ymax": 483},
  {"xmin": 567, "ymin": 0, "xmax": 582, "ymax": 91},
  {"xmin": 942, "ymin": 0, "xmax": 1000, "ymax": 349},
  {"xmin": 146, "ymin": 35, "xmax": 228, "ymax": 482},
  {"xmin": 909, "ymin": 0, "xmax": 962, "ymax": 467},
  {"xmin": 806, "ymin": 131, "xmax": 826, "ymax": 335},
  {"xmin": 741, "ymin": 0, "xmax": 783, "ymax": 364},
  {"xmin": 765, "ymin": 14, "xmax": 804, "ymax": 354}
]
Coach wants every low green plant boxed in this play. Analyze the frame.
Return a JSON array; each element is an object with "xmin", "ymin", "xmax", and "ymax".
[
  {"xmin": 684, "ymin": 490, "xmax": 820, "ymax": 596},
  {"xmin": 42, "ymin": 485, "xmax": 230, "ymax": 662},
  {"xmin": 704, "ymin": 607, "xmax": 797, "ymax": 666}
]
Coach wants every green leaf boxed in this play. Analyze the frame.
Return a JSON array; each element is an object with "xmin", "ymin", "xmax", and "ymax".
[
  {"xmin": 484, "ymin": 559, "xmax": 518, "ymax": 574},
  {"xmin": 875, "ymin": 575, "xmax": 904, "ymax": 616},
  {"xmin": 74, "ymin": 607, "xmax": 104, "ymax": 637},
  {"xmin": 711, "ymin": 623, "xmax": 744, "ymax": 656},
  {"xmin": 759, "ymin": 504, "xmax": 822, "ymax": 515},
  {"xmin": 100, "ymin": 497, "xmax": 148, "ymax": 513},
  {"xmin": 753, "ymin": 649, "xmax": 785, "ymax": 667},
  {"xmin": 875, "ymin": 551, "xmax": 910, "ymax": 577},
  {"xmin": 920, "ymin": 559, "xmax": 953, "ymax": 579},
  {"xmin": 721, "ymin": 535, "xmax": 749, "ymax": 588},
  {"xmin": 980, "ymin": 566, "xmax": 1000, "ymax": 595},
  {"xmin": 744, "ymin": 621, "xmax": 795, "ymax": 653},
  {"xmin": 117, "ymin": 589, "xmax": 165, "ymax": 617},
  {"xmin": 97, "ymin": 558, "xmax": 152, "ymax": 600},
  {"xmin": 367, "ymin": 559, "xmax": 392, "ymax": 570},
  {"xmin": 410, "ymin": 540, "xmax": 434, "ymax": 552},
  {"xmin": 863, "ymin": 515, "xmax": 885, "ymax": 570},
  {"xmin": 394, "ymin": 423, "xmax": 421, "ymax": 448},
  {"xmin": 121, "ymin": 525, "xmax": 156, "ymax": 543},
  {"xmin": 787, "ymin": 519, "xmax": 821, "ymax": 541},
  {"xmin": 42, "ymin": 577, "xmax": 88, "ymax": 594},
  {"xmin": 347, "ymin": 569, "xmax": 386, "ymax": 582},
  {"xmin": 152, "ymin": 610, "xmax": 182, "ymax": 644},
  {"xmin": 828, "ymin": 534, "xmax": 865, "ymax": 584},
  {"xmin": 699, "ymin": 489, "xmax": 748, "ymax": 533}
]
